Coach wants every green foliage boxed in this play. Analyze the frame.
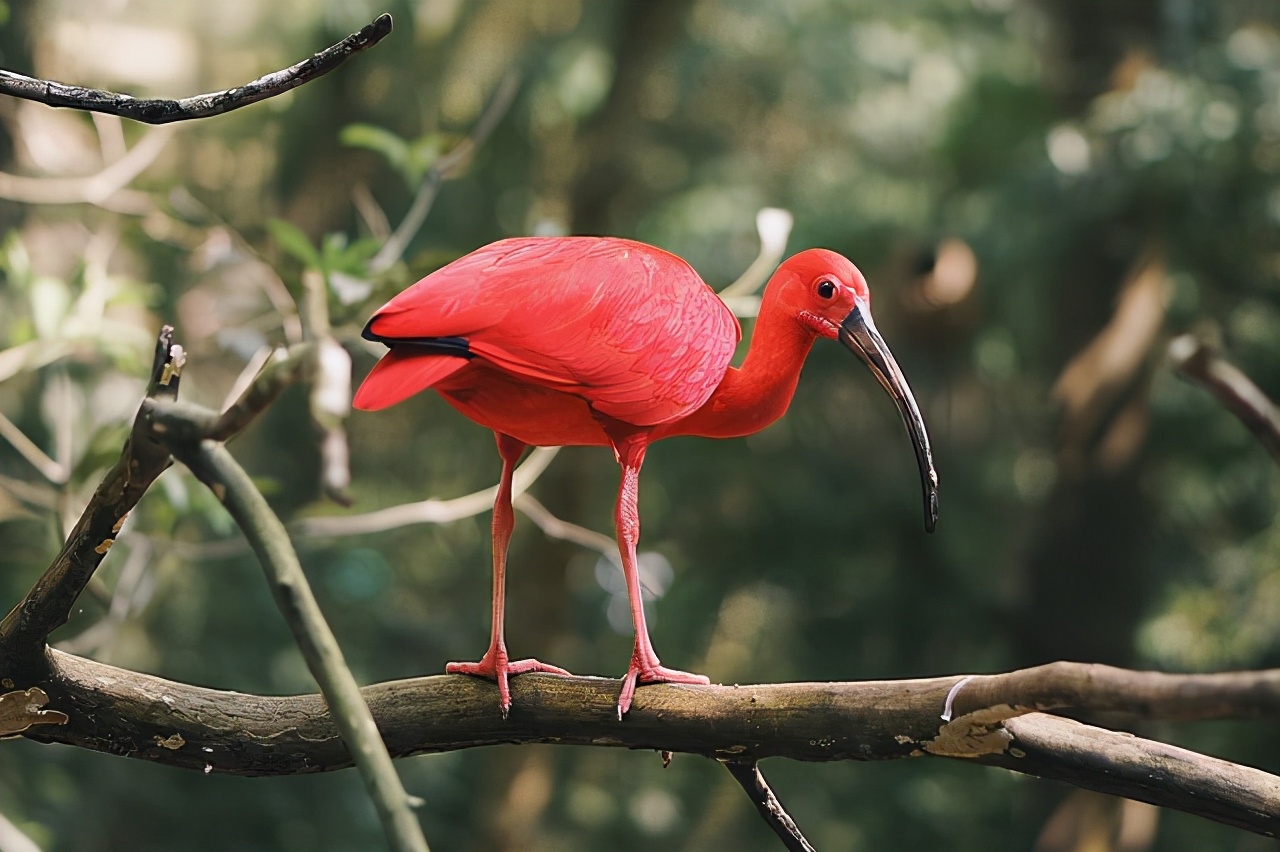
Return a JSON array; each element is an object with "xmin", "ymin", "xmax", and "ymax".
[
  {"xmin": 340, "ymin": 123, "xmax": 453, "ymax": 187},
  {"xmin": 267, "ymin": 218, "xmax": 324, "ymax": 270}
]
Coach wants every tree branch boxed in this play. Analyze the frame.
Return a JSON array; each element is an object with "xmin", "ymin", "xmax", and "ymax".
[
  {"xmin": 939, "ymin": 661, "xmax": 1280, "ymax": 722},
  {"xmin": 0, "ymin": 328, "xmax": 181, "ymax": 676},
  {"xmin": 0, "ymin": 15, "xmax": 394, "ymax": 124},
  {"xmin": 7, "ymin": 328, "xmax": 1280, "ymax": 847},
  {"xmin": 293, "ymin": 446, "xmax": 560, "ymax": 538},
  {"xmin": 722, "ymin": 760, "xmax": 817, "ymax": 852},
  {"xmin": 172, "ymin": 440, "xmax": 427, "ymax": 852},
  {"xmin": 989, "ymin": 714, "xmax": 1280, "ymax": 837},
  {"xmin": 0, "ymin": 126, "xmax": 173, "ymax": 208},
  {"xmin": 1169, "ymin": 333, "xmax": 1280, "ymax": 465},
  {"xmin": 18, "ymin": 652, "xmax": 1280, "ymax": 837},
  {"xmin": 209, "ymin": 343, "xmax": 318, "ymax": 441},
  {"xmin": 2, "ymin": 326, "xmax": 427, "ymax": 851}
]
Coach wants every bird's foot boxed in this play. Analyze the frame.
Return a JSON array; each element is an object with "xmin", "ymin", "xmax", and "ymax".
[
  {"xmin": 447, "ymin": 652, "xmax": 573, "ymax": 718},
  {"xmin": 616, "ymin": 655, "xmax": 710, "ymax": 720}
]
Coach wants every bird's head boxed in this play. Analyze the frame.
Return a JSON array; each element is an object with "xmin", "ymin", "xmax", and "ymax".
[
  {"xmin": 770, "ymin": 248, "xmax": 940, "ymax": 533},
  {"xmin": 771, "ymin": 248, "xmax": 869, "ymax": 340}
]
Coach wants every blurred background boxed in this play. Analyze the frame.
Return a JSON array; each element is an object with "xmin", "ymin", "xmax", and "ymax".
[{"xmin": 1, "ymin": 0, "xmax": 1278, "ymax": 850}]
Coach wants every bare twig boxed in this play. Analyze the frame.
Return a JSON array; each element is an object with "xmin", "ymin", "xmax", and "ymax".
[
  {"xmin": 0, "ymin": 15, "xmax": 394, "ymax": 124},
  {"xmin": 1169, "ymin": 333, "xmax": 1280, "ymax": 465},
  {"xmin": 0, "ymin": 126, "xmax": 172, "ymax": 208},
  {"xmin": 130, "ymin": 454, "xmax": 581, "ymax": 563},
  {"xmin": 369, "ymin": 70, "xmax": 520, "ymax": 273},
  {"xmin": 722, "ymin": 760, "xmax": 817, "ymax": 852},
  {"xmin": 513, "ymin": 493, "xmax": 617, "ymax": 561},
  {"xmin": 0, "ymin": 408, "xmax": 67, "ymax": 483},
  {"xmin": 0, "ymin": 340, "xmax": 76, "ymax": 385},
  {"xmin": 195, "ymin": 273, "xmax": 351, "ymax": 503},
  {"xmin": 91, "ymin": 113, "xmax": 127, "ymax": 163},
  {"xmin": 352, "ymin": 182, "xmax": 392, "ymax": 242},
  {"xmin": 219, "ymin": 346, "xmax": 275, "ymax": 413},
  {"xmin": 169, "ymin": 189, "xmax": 303, "ymax": 343},
  {"xmin": 0, "ymin": 328, "xmax": 180, "ymax": 676},
  {"xmin": 718, "ymin": 208, "xmax": 794, "ymax": 298},
  {"xmin": 209, "ymin": 343, "xmax": 317, "ymax": 441},
  {"xmin": 294, "ymin": 446, "xmax": 560, "ymax": 538},
  {"xmin": 0, "ymin": 473, "xmax": 58, "ymax": 512},
  {"xmin": 174, "ymin": 440, "xmax": 428, "ymax": 852},
  {"xmin": 22, "ymin": 651, "xmax": 1280, "ymax": 837}
]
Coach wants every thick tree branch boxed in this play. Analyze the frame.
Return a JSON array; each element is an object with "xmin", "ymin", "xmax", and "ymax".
[
  {"xmin": 6, "ymin": 330, "xmax": 1280, "ymax": 848},
  {"xmin": 0, "ymin": 15, "xmax": 393, "ymax": 124},
  {"xmin": 988, "ymin": 714, "xmax": 1280, "ymax": 837},
  {"xmin": 940, "ymin": 661, "xmax": 1280, "ymax": 722},
  {"xmin": 18, "ymin": 651, "xmax": 1280, "ymax": 836},
  {"xmin": 0, "ymin": 328, "xmax": 181, "ymax": 676}
]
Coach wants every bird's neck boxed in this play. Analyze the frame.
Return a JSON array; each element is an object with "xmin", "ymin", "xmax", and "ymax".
[{"xmin": 663, "ymin": 303, "xmax": 816, "ymax": 440}]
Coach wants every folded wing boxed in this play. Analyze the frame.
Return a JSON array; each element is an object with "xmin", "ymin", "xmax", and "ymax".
[{"xmin": 359, "ymin": 237, "xmax": 741, "ymax": 425}]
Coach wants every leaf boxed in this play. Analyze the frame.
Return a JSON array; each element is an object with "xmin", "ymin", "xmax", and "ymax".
[
  {"xmin": 267, "ymin": 219, "xmax": 322, "ymax": 269},
  {"xmin": 0, "ymin": 687, "xmax": 69, "ymax": 737},
  {"xmin": 330, "ymin": 237, "xmax": 382, "ymax": 274},
  {"xmin": 340, "ymin": 123, "xmax": 409, "ymax": 176}
]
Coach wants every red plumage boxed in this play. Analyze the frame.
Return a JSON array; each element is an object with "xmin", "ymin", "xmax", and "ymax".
[
  {"xmin": 356, "ymin": 237, "xmax": 739, "ymax": 431},
  {"xmin": 355, "ymin": 235, "xmax": 937, "ymax": 717}
]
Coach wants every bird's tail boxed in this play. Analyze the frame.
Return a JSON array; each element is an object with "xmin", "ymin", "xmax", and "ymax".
[{"xmin": 353, "ymin": 349, "xmax": 469, "ymax": 410}]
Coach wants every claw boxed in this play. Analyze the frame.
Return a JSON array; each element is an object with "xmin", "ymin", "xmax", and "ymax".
[
  {"xmin": 447, "ymin": 652, "xmax": 573, "ymax": 716},
  {"xmin": 616, "ymin": 657, "xmax": 710, "ymax": 718}
]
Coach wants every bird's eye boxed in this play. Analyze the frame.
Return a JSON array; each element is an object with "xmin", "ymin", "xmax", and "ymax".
[{"xmin": 816, "ymin": 279, "xmax": 837, "ymax": 299}]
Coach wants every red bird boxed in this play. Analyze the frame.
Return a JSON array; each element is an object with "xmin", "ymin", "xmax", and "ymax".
[{"xmin": 354, "ymin": 237, "xmax": 938, "ymax": 717}]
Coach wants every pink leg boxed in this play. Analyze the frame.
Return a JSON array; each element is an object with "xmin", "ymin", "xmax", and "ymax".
[
  {"xmin": 446, "ymin": 432, "xmax": 572, "ymax": 716},
  {"xmin": 610, "ymin": 432, "xmax": 709, "ymax": 718}
]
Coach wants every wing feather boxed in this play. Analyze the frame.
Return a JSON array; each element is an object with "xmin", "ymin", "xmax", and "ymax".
[{"xmin": 363, "ymin": 237, "xmax": 741, "ymax": 425}]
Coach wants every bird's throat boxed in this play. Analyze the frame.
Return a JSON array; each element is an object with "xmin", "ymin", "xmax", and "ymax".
[{"xmin": 660, "ymin": 307, "xmax": 817, "ymax": 440}]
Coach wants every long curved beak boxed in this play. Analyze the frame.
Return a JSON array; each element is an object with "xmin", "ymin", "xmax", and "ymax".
[{"xmin": 839, "ymin": 304, "xmax": 939, "ymax": 533}]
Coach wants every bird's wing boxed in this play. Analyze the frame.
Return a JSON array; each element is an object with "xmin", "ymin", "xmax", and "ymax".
[{"xmin": 365, "ymin": 237, "xmax": 741, "ymax": 425}]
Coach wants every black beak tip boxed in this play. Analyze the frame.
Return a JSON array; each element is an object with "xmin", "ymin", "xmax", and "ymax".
[{"xmin": 923, "ymin": 473, "xmax": 939, "ymax": 534}]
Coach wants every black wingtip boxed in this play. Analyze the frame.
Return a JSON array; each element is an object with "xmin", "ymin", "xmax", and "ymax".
[{"xmin": 357, "ymin": 323, "xmax": 475, "ymax": 358}]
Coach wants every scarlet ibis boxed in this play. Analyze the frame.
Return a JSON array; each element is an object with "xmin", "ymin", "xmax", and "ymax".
[{"xmin": 354, "ymin": 237, "xmax": 938, "ymax": 717}]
